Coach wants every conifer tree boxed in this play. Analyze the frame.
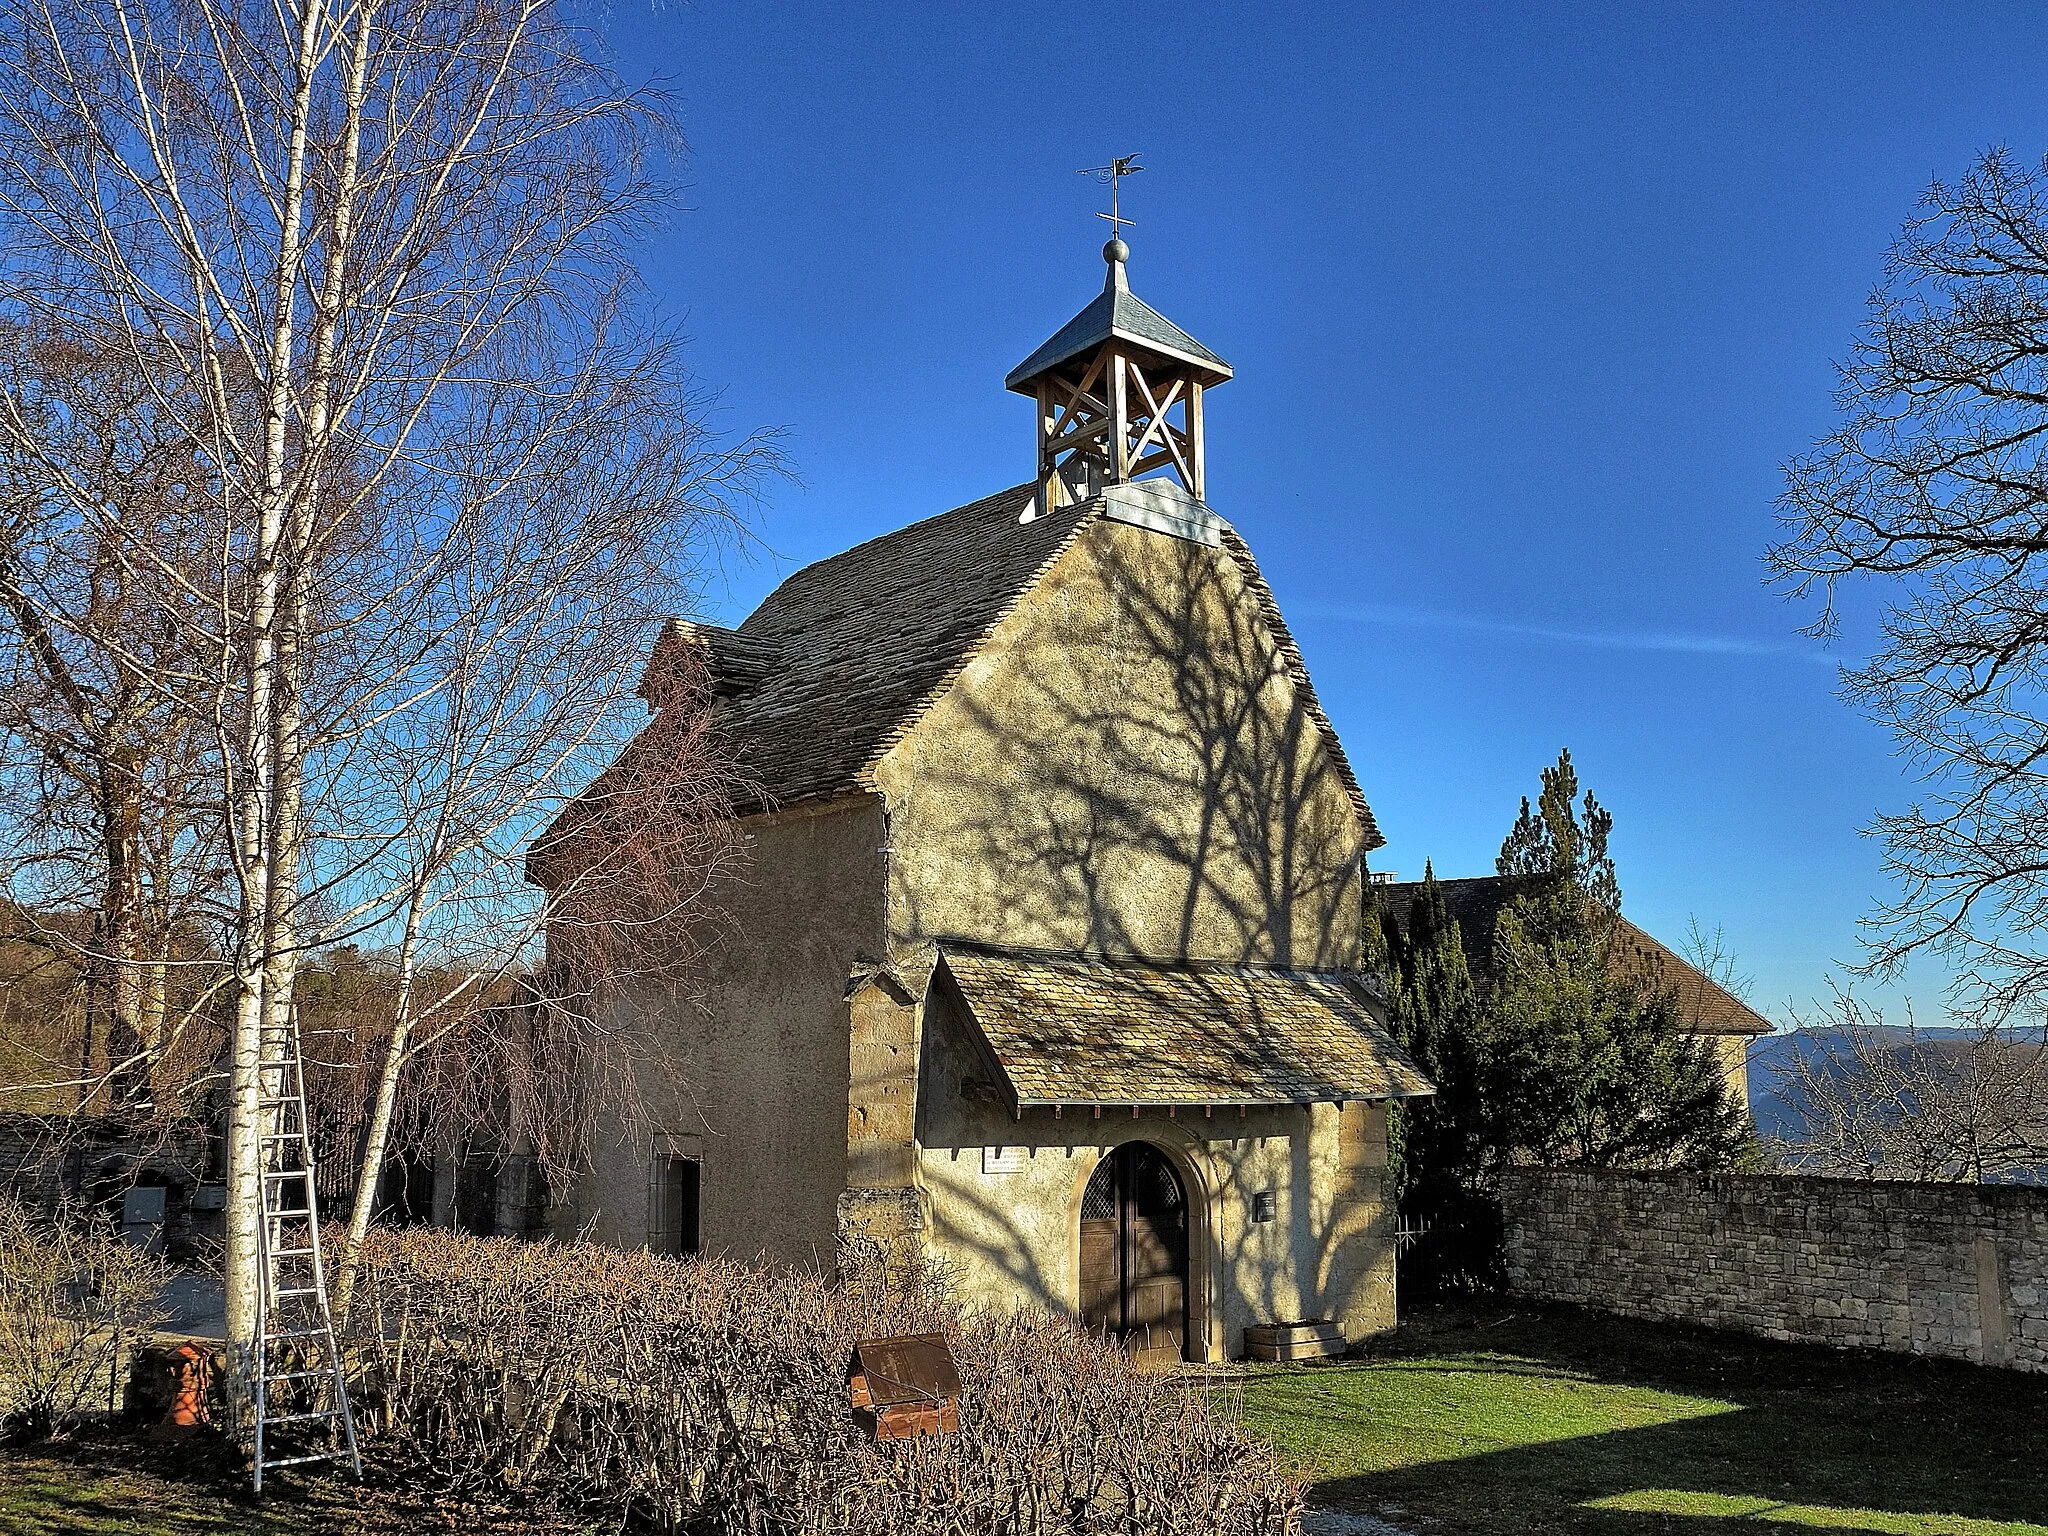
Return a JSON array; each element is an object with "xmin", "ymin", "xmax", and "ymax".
[
  {"xmin": 1479, "ymin": 749, "xmax": 1748, "ymax": 1171},
  {"xmin": 1495, "ymin": 747, "xmax": 1619, "ymax": 957},
  {"xmin": 1374, "ymin": 864, "xmax": 1482, "ymax": 1202},
  {"xmin": 1378, "ymin": 752, "xmax": 1752, "ymax": 1289}
]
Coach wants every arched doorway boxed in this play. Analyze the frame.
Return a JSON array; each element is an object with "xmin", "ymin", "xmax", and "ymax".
[{"xmin": 1079, "ymin": 1142, "xmax": 1189, "ymax": 1366}]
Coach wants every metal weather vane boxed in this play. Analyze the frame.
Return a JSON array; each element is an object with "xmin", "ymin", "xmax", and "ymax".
[{"xmin": 1079, "ymin": 155, "xmax": 1143, "ymax": 242}]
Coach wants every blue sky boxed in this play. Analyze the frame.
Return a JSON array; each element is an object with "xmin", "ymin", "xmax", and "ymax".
[{"xmin": 596, "ymin": 0, "xmax": 2048, "ymax": 1026}]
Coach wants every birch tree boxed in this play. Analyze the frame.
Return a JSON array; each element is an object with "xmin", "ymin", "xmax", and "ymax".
[
  {"xmin": 0, "ymin": 0, "xmax": 764, "ymax": 1396},
  {"xmin": 320, "ymin": 539, "xmax": 750, "ymax": 1315}
]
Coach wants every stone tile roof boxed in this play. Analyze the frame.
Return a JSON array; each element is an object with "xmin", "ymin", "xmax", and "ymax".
[
  {"xmin": 653, "ymin": 482, "xmax": 1377, "ymax": 842},
  {"xmin": 935, "ymin": 940, "xmax": 1432, "ymax": 1108},
  {"xmin": 640, "ymin": 620, "xmax": 784, "ymax": 707},
  {"xmin": 686, "ymin": 484, "xmax": 1089, "ymax": 811},
  {"xmin": 1379, "ymin": 876, "xmax": 1773, "ymax": 1036}
]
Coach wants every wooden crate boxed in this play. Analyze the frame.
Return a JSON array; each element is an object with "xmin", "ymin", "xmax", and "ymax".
[{"xmin": 1243, "ymin": 1321, "xmax": 1346, "ymax": 1362}]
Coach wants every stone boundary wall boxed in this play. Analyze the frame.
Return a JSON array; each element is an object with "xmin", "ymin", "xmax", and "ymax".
[{"xmin": 1499, "ymin": 1168, "xmax": 2048, "ymax": 1373}]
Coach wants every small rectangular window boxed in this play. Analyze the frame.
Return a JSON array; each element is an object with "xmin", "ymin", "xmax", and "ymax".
[
  {"xmin": 455, "ymin": 1153, "xmax": 501, "ymax": 1236},
  {"xmin": 651, "ymin": 1155, "xmax": 701, "ymax": 1257}
]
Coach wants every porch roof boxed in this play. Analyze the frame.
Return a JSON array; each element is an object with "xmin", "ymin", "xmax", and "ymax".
[{"xmin": 934, "ymin": 941, "xmax": 1433, "ymax": 1110}]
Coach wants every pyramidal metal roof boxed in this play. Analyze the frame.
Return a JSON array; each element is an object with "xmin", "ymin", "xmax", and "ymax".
[{"xmin": 1004, "ymin": 259, "xmax": 1232, "ymax": 394}]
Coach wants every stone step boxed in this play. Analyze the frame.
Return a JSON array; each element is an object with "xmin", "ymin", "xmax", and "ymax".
[{"xmin": 1244, "ymin": 1321, "xmax": 1345, "ymax": 1347}]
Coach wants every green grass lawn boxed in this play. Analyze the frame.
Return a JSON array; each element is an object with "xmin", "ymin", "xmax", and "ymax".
[
  {"xmin": 1237, "ymin": 1301, "xmax": 2048, "ymax": 1536},
  {"xmin": 0, "ymin": 1440, "xmax": 291, "ymax": 1536}
]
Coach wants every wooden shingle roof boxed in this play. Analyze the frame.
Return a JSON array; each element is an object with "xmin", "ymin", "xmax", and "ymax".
[{"xmin": 936, "ymin": 940, "xmax": 1432, "ymax": 1108}]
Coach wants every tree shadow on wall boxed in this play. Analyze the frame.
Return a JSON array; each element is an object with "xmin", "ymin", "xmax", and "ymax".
[
  {"xmin": 894, "ymin": 516, "xmax": 1407, "ymax": 1330},
  {"xmin": 917, "ymin": 1141, "xmax": 1074, "ymax": 1308},
  {"xmin": 891, "ymin": 518, "xmax": 1369, "ymax": 974},
  {"xmin": 1292, "ymin": 1302, "xmax": 2048, "ymax": 1536}
]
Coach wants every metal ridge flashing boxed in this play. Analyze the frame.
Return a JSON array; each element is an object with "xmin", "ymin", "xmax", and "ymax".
[{"xmin": 1099, "ymin": 479, "xmax": 1224, "ymax": 547}]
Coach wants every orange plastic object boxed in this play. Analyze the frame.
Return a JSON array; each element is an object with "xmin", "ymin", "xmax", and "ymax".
[{"xmin": 164, "ymin": 1342, "xmax": 212, "ymax": 1428}]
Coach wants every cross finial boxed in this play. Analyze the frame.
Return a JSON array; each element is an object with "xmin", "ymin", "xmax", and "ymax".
[{"xmin": 1079, "ymin": 154, "xmax": 1143, "ymax": 244}]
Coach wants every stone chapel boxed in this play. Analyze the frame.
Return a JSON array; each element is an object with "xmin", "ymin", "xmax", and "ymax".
[{"xmin": 532, "ymin": 236, "xmax": 1433, "ymax": 1363}]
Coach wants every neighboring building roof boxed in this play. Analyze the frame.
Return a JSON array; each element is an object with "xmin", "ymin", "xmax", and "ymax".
[
  {"xmin": 934, "ymin": 940, "xmax": 1432, "ymax": 1109},
  {"xmin": 638, "ymin": 483, "xmax": 1377, "ymax": 841},
  {"xmin": 1613, "ymin": 922, "xmax": 1775, "ymax": 1037},
  {"xmin": 1378, "ymin": 876, "xmax": 1774, "ymax": 1036},
  {"xmin": 1004, "ymin": 285, "xmax": 1233, "ymax": 393}
]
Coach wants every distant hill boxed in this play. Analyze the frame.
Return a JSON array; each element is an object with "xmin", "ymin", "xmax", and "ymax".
[
  {"xmin": 1748, "ymin": 1026, "xmax": 2047, "ymax": 1182},
  {"xmin": 1746, "ymin": 1028, "xmax": 1891, "ymax": 1141}
]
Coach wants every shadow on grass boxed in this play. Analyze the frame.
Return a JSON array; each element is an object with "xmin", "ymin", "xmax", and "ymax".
[
  {"xmin": 1254, "ymin": 1301, "xmax": 2048, "ymax": 1536},
  {"xmin": 0, "ymin": 1430, "xmax": 270, "ymax": 1536},
  {"xmin": 0, "ymin": 1427, "xmax": 594, "ymax": 1536}
]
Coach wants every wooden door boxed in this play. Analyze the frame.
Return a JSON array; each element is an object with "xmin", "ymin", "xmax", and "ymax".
[
  {"xmin": 1079, "ymin": 1161, "xmax": 1121, "ymax": 1336},
  {"xmin": 1077, "ymin": 1143, "xmax": 1189, "ymax": 1366}
]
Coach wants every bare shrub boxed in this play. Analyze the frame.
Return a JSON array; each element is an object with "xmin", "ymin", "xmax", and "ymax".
[
  {"xmin": 0, "ymin": 1194, "xmax": 168, "ymax": 1439},
  {"xmin": 339, "ymin": 1226, "xmax": 1299, "ymax": 1535},
  {"xmin": 1770, "ymin": 989, "xmax": 2048, "ymax": 1182}
]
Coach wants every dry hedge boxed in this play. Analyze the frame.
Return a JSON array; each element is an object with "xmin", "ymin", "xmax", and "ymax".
[
  {"xmin": 338, "ymin": 1226, "xmax": 1301, "ymax": 1535},
  {"xmin": 0, "ymin": 1195, "xmax": 168, "ymax": 1439}
]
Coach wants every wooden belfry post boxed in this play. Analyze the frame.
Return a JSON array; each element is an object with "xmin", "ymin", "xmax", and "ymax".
[{"xmin": 1006, "ymin": 233, "xmax": 1233, "ymax": 513}]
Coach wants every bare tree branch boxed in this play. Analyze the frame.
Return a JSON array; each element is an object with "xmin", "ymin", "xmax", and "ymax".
[
  {"xmin": 1773, "ymin": 147, "xmax": 2048, "ymax": 1020},
  {"xmin": 1770, "ymin": 985, "xmax": 2048, "ymax": 1181},
  {"xmin": 0, "ymin": 0, "xmax": 777, "ymax": 1406}
]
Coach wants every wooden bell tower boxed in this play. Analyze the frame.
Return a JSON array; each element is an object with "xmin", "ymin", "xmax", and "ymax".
[{"xmin": 1005, "ymin": 239, "xmax": 1233, "ymax": 512}]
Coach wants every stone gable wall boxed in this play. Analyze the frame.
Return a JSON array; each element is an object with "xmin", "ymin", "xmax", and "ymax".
[
  {"xmin": 553, "ymin": 798, "xmax": 887, "ymax": 1264},
  {"xmin": 877, "ymin": 516, "xmax": 1367, "ymax": 970},
  {"xmin": 1500, "ymin": 1168, "xmax": 2048, "ymax": 1373}
]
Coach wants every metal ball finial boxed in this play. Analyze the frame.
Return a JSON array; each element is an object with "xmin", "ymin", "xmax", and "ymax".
[{"xmin": 1103, "ymin": 237, "xmax": 1130, "ymax": 266}]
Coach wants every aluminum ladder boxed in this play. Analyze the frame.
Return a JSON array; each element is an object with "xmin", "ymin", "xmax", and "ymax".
[{"xmin": 252, "ymin": 1014, "xmax": 362, "ymax": 1492}]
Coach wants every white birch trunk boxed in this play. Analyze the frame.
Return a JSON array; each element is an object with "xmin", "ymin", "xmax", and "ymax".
[{"xmin": 221, "ymin": 0, "xmax": 326, "ymax": 1386}]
